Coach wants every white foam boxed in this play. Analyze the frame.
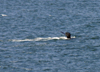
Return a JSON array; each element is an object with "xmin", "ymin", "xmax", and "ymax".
[
  {"xmin": 11, "ymin": 36, "xmax": 75, "ymax": 42},
  {"xmin": 1, "ymin": 14, "xmax": 7, "ymax": 16}
]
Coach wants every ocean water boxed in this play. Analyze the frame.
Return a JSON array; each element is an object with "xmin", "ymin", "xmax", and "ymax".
[{"xmin": 0, "ymin": 0, "xmax": 100, "ymax": 72}]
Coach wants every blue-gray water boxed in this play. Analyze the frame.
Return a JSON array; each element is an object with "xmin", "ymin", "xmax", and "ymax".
[{"xmin": 0, "ymin": 0, "xmax": 100, "ymax": 72}]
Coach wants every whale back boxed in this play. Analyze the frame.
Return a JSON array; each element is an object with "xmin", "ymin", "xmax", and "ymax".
[{"xmin": 65, "ymin": 32, "xmax": 71, "ymax": 38}]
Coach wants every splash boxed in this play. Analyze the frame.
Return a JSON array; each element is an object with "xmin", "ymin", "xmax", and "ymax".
[{"xmin": 11, "ymin": 36, "xmax": 75, "ymax": 42}]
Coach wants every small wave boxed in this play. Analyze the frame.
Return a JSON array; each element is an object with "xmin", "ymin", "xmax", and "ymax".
[
  {"xmin": 11, "ymin": 36, "xmax": 75, "ymax": 42},
  {"xmin": 1, "ymin": 14, "xmax": 7, "ymax": 16}
]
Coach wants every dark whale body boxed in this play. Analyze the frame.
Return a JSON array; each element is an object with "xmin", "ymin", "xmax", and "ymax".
[
  {"xmin": 65, "ymin": 32, "xmax": 71, "ymax": 39},
  {"xmin": 61, "ymin": 31, "xmax": 71, "ymax": 39}
]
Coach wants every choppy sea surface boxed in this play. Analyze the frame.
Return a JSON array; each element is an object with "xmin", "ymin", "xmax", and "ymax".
[{"xmin": 0, "ymin": 0, "xmax": 100, "ymax": 72}]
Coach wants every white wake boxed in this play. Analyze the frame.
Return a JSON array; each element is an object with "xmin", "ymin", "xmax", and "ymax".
[{"xmin": 11, "ymin": 36, "xmax": 75, "ymax": 42}]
